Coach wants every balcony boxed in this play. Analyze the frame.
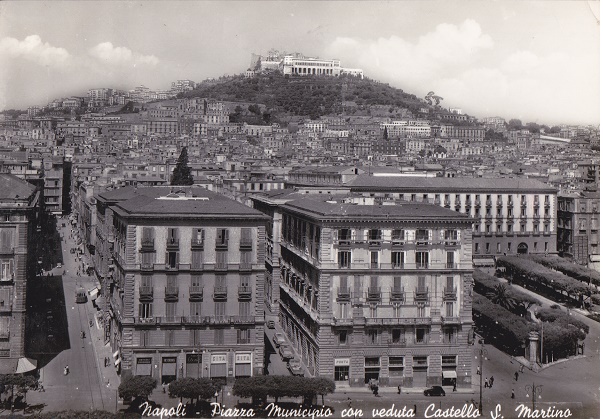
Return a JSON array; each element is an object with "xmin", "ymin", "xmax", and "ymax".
[
  {"xmin": 191, "ymin": 238, "xmax": 204, "ymax": 250},
  {"xmin": 387, "ymin": 338, "xmax": 407, "ymax": 347},
  {"xmin": 415, "ymin": 287, "xmax": 428, "ymax": 301},
  {"xmin": 166, "ymin": 237, "xmax": 179, "ymax": 250},
  {"xmin": 444, "ymin": 240, "xmax": 459, "ymax": 247},
  {"xmin": 165, "ymin": 263, "xmax": 179, "ymax": 272},
  {"xmin": 210, "ymin": 315, "xmax": 230, "ymax": 325},
  {"xmin": 140, "ymin": 238, "xmax": 155, "ymax": 251},
  {"xmin": 238, "ymin": 286, "xmax": 252, "ymax": 300},
  {"xmin": 367, "ymin": 287, "xmax": 381, "ymax": 302},
  {"xmin": 139, "ymin": 286, "xmax": 153, "ymax": 299},
  {"xmin": 520, "ymin": 201, "xmax": 527, "ymax": 208},
  {"xmin": 443, "ymin": 287, "xmax": 457, "ymax": 300},
  {"xmin": 158, "ymin": 316, "xmax": 182, "ymax": 325},
  {"xmin": 165, "ymin": 286, "xmax": 179, "ymax": 300},
  {"xmin": 189, "ymin": 286, "xmax": 203, "ymax": 301},
  {"xmin": 441, "ymin": 316, "xmax": 461, "ymax": 325},
  {"xmin": 337, "ymin": 287, "xmax": 351, "ymax": 301},
  {"xmin": 390, "ymin": 288, "xmax": 404, "ymax": 302},
  {"xmin": 240, "ymin": 238, "xmax": 253, "ymax": 250},
  {"xmin": 444, "ymin": 200, "xmax": 451, "ymax": 207},
  {"xmin": 215, "ymin": 240, "xmax": 229, "ymax": 250},
  {"xmin": 215, "ymin": 262, "xmax": 228, "ymax": 272},
  {"xmin": 370, "ymin": 261, "xmax": 379, "ymax": 269},
  {"xmin": 231, "ymin": 315, "xmax": 255, "ymax": 325},
  {"xmin": 391, "ymin": 239, "xmax": 405, "ymax": 248},
  {"xmin": 213, "ymin": 286, "xmax": 227, "ymax": 300},
  {"xmin": 239, "ymin": 262, "xmax": 252, "ymax": 272},
  {"xmin": 486, "ymin": 199, "xmax": 492, "ymax": 207},
  {"xmin": 183, "ymin": 315, "xmax": 208, "ymax": 325},
  {"xmin": 415, "ymin": 262, "xmax": 429, "ymax": 269},
  {"xmin": 337, "ymin": 239, "xmax": 352, "ymax": 248},
  {"xmin": 136, "ymin": 317, "xmax": 156, "ymax": 325},
  {"xmin": 496, "ymin": 200, "xmax": 503, "ymax": 208},
  {"xmin": 368, "ymin": 239, "xmax": 382, "ymax": 248},
  {"xmin": 0, "ymin": 246, "xmax": 14, "ymax": 255},
  {"xmin": 140, "ymin": 262, "xmax": 154, "ymax": 272},
  {"xmin": 389, "ymin": 262, "xmax": 404, "ymax": 269}
]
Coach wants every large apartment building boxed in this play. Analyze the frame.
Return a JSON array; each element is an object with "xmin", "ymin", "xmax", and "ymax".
[
  {"xmin": 347, "ymin": 176, "xmax": 557, "ymax": 265},
  {"xmin": 252, "ymin": 193, "xmax": 474, "ymax": 388},
  {"xmin": 95, "ymin": 186, "xmax": 269, "ymax": 384},
  {"xmin": 557, "ymin": 191, "xmax": 600, "ymax": 270},
  {"xmin": 0, "ymin": 174, "xmax": 40, "ymax": 372}
]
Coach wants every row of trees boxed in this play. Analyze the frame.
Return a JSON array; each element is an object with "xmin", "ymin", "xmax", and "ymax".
[
  {"xmin": 527, "ymin": 255, "xmax": 600, "ymax": 287},
  {"xmin": 232, "ymin": 376, "xmax": 335, "ymax": 405},
  {"xmin": 473, "ymin": 269, "xmax": 540, "ymax": 316},
  {"xmin": 497, "ymin": 256, "xmax": 590, "ymax": 302}
]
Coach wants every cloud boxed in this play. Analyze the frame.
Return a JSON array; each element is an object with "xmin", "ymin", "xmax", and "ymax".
[
  {"xmin": 0, "ymin": 35, "xmax": 70, "ymax": 67},
  {"xmin": 88, "ymin": 42, "xmax": 158, "ymax": 66},
  {"xmin": 324, "ymin": 19, "xmax": 598, "ymax": 124}
]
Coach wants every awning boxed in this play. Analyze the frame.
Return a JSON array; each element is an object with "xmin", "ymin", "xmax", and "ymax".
[
  {"xmin": 16, "ymin": 357, "xmax": 37, "ymax": 374},
  {"xmin": 113, "ymin": 350, "xmax": 119, "ymax": 359},
  {"xmin": 89, "ymin": 288, "xmax": 99, "ymax": 300},
  {"xmin": 442, "ymin": 371, "xmax": 457, "ymax": 379},
  {"xmin": 115, "ymin": 358, "xmax": 121, "ymax": 366}
]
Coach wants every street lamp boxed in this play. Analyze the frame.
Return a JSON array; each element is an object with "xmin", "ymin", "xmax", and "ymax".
[
  {"xmin": 478, "ymin": 340, "xmax": 488, "ymax": 416},
  {"xmin": 525, "ymin": 382, "xmax": 543, "ymax": 411}
]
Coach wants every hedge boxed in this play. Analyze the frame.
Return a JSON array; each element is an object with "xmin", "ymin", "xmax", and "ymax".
[
  {"xmin": 535, "ymin": 307, "xmax": 590, "ymax": 334},
  {"xmin": 527, "ymin": 255, "xmax": 600, "ymax": 287},
  {"xmin": 473, "ymin": 269, "xmax": 540, "ymax": 307},
  {"xmin": 473, "ymin": 293, "xmax": 537, "ymax": 355},
  {"xmin": 497, "ymin": 256, "xmax": 590, "ymax": 300},
  {"xmin": 232, "ymin": 376, "xmax": 335, "ymax": 402}
]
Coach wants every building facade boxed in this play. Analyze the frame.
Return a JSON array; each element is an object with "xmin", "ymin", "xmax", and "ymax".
[
  {"xmin": 348, "ymin": 176, "xmax": 557, "ymax": 265},
  {"xmin": 0, "ymin": 174, "xmax": 40, "ymax": 371},
  {"xmin": 95, "ymin": 186, "xmax": 269, "ymax": 384},
  {"xmin": 253, "ymin": 194, "xmax": 474, "ymax": 388},
  {"xmin": 557, "ymin": 192, "xmax": 600, "ymax": 270}
]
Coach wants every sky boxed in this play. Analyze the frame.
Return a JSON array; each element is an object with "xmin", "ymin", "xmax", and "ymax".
[{"xmin": 0, "ymin": 1, "xmax": 599, "ymax": 126}]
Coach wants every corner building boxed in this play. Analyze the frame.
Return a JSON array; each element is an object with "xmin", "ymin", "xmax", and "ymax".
[
  {"xmin": 97, "ymin": 187, "xmax": 269, "ymax": 384},
  {"xmin": 275, "ymin": 196, "xmax": 474, "ymax": 388}
]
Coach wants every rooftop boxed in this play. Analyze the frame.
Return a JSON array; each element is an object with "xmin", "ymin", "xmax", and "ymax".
[
  {"xmin": 348, "ymin": 175, "xmax": 556, "ymax": 192},
  {"xmin": 0, "ymin": 173, "xmax": 38, "ymax": 202}
]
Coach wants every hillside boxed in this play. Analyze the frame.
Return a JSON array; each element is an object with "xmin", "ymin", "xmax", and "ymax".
[{"xmin": 178, "ymin": 72, "xmax": 426, "ymax": 119}]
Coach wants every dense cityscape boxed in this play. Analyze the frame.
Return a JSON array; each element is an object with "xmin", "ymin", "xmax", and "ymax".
[{"xmin": 0, "ymin": 29, "xmax": 600, "ymax": 419}]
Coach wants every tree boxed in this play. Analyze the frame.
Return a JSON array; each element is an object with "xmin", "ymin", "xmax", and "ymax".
[
  {"xmin": 507, "ymin": 119, "xmax": 523, "ymax": 130},
  {"xmin": 0, "ymin": 374, "xmax": 38, "ymax": 411},
  {"xmin": 168, "ymin": 377, "xmax": 219, "ymax": 404},
  {"xmin": 118, "ymin": 375, "xmax": 157, "ymax": 401},
  {"xmin": 486, "ymin": 284, "xmax": 517, "ymax": 312},
  {"xmin": 170, "ymin": 147, "xmax": 194, "ymax": 185}
]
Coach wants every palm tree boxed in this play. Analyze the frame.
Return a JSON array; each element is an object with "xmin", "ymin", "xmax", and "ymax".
[
  {"xmin": 514, "ymin": 300, "xmax": 535, "ymax": 318},
  {"xmin": 486, "ymin": 284, "xmax": 517, "ymax": 311}
]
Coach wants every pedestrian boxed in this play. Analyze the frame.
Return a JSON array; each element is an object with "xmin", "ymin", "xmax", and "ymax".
[
  {"xmin": 514, "ymin": 371, "xmax": 519, "ymax": 381},
  {"xmin": 490, "ymin": 376, "xmax": 494, "ymax": 387},
  {"xmin": 484, "ymin": 379, "xmax": 489, "ymax": 389},
  {"xmin": 453, "ymin": 380, "xmax": 457, "ymax": 392},
  {"xmin": 511, "ymin": 389, "xmax": 515, "ymax": 399},
  {"xmin": 520, "ymin": 365, "xmax": 524, "ymax": 373},
  {"xmin": 347, "ymin": 397, "xmax": 352, "ymax": 408},
  {"xmin": 413, "ymin": 405, "xmax": 417, "ymax": 415},
  {"xmin": 397, "ymin": 385, "xmax": 401, "ymax": 394},
  {"xmin": 64, "ymin": 365, "xmax": 69, "ymax": 375}
]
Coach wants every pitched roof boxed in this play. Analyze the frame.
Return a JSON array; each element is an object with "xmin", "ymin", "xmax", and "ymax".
[{"xmin": 0, "ymin": 174, "xmax": 37, "ymax": 201}]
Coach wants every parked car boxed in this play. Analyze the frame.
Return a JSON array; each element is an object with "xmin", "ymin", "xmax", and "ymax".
[
  {"xmin": 424, "ymin": 386, "xmax": 446, "ymax": 396},
  {"xmin": 288, "ymin": 358, "xmax": 303, "ymax": 376},
  {"xmin": 272, "ymin": 332, "xmax": 286, "ymax": 347},
  {"xmin": 56, "ymin": 263, "xmax": 62, "ymax": 269},
  {"xmin": 279, "ymin": 344, "xmax": 294, "ymax": 360},
  {"xmin": 266, "ymin": 320, "xmax": 275, "ymax": 329}
]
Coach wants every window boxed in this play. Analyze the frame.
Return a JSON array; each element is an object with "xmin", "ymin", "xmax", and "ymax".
[
  {"xmin": 141, "ymin": 252, "xmax": 155, "ymax": 267},
  {"xmin": 443, "ymin": 328, "xmax": 456, "ymax": 344},
  {"xmin": 190, "ymin": 302, "xmax": 202, "ymax": 317},
  {"xmin": 507, "ymin": 224, "xmax": 513, "ymax": 233},
  {"xmin": 444, "ymin": 230, "xmax": 457, "ymax": 240},
  {"xmin": 416, "ymin": 229, "xmax": 429, "ymax": 241},
  {"xmin": 508, "ymin": 243, "xmax": 512, "ymax": 252},
  {"xmin": 497, "ymin": 243, "xmax": 501, "ymax": 253},
  {"xmin": 415, "ymin": 251, "xmax": 429, "ymax": 268},
  {"xmin": 166, "ymin": 302, "xmax": 177, "ymax": 318},
  {"xmin": 338, "ymin": 251, "xmax": 351, "ymax": 268},
  {"xmin": 369, "ymin": 305, "xmax": 377, "ymax": 318},
  {"xmin": 416, "ymin": 328, "xmax": 427, "ymax": 343},
  {"xmin": 445, "ymin": 251, "xmax": 454, "ymax": 268},
  {"xmin": 166, "ymin": 251, "xmax": 179, "ymax": 268},
  {"xmin": 391, "ymin": 229, "xmax": 405, "ymax": 242},
  {"xmin": 391, "ymin": 329, "xmax": 402, "ymax": 343},
  {"xmin": 520, "ymin": 224, "xmax": 526, "ymax": 233},
  {"xmin": 168, "ymin": 228, "xmax": 179, "ymax": 246},
  {"xmin": 545, "ymin": 242, "xmax": 549, "ymax": 252},
  {"xmin": 192, "ymin": 228, "xmax": 204, "ymax": 246},
  {"xmin": 139, "ymin": 302, "xmax": 153, "ymax": 319},
  {"xmin": 237, "ymin": 329, "xmax": 251, "ymax": 344},
  {"xmin": 508, "ymin": 208, "xmax": 513, "ymax": 217},
  {"xmin": 369, "ymin": 229, "xmax": 382, "ymax": 241},
  {"xmin": 191, "ymin": 250, "xmax": 203, "ymax": 269},
  {"xmin": 370, "ymin": 251, "xmax": 379, "ymax": 268},
  {"xmin": 474, "ymin": 243, "xmax": 479, "ymax": 253},
  {"xmin": 485, "ymin": 243, "xmax": 491, "ymax": 253},
  {"xmin": 445, "ymin": 302, "xmax": 453, "ymax": 317},
  {"xmin": 367, "ymin": 330, "xmax": 378, "ymax": 344},
  {"xmin": 0, "ymin": 229, "xmax": 14, "ymax": 251},
  {"xmin": 141, "ymin": 330, "xmax": 149, "ymax": 347},
  {"xmin": 216, "ymin": 229, "xmax": 229, "ymax": 248},
  {"xmin": 417, "ymin": 305, "xmax": 425, "ymax": 317},
  {"xmin": 391, "ymin": 252, "xmax": 404, "ymax": 268},
  {"xmin": 339, "ymin": 330, "xmax": 348, "ymax": 345},
  {"xmin": 389, "ymin": 356, "xmax": 404, "ymax": 377},
  {"xmin": 239, "ymin": 301, "xmax": 250, "ymax": 317},
  {"xmin": 216, "ymin": 250, "xmax": 228, "ymax": 268},
  {"xmin": 215, "ymin": 301, "xmax": 226, "ymax": 319},
  {"xmin": 215, "ymin": 329, "xmax": 224, "ymax": 345},
  {"xmin": 338, "ymin": 228, "xmax": 351, "ymax": 242}
]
